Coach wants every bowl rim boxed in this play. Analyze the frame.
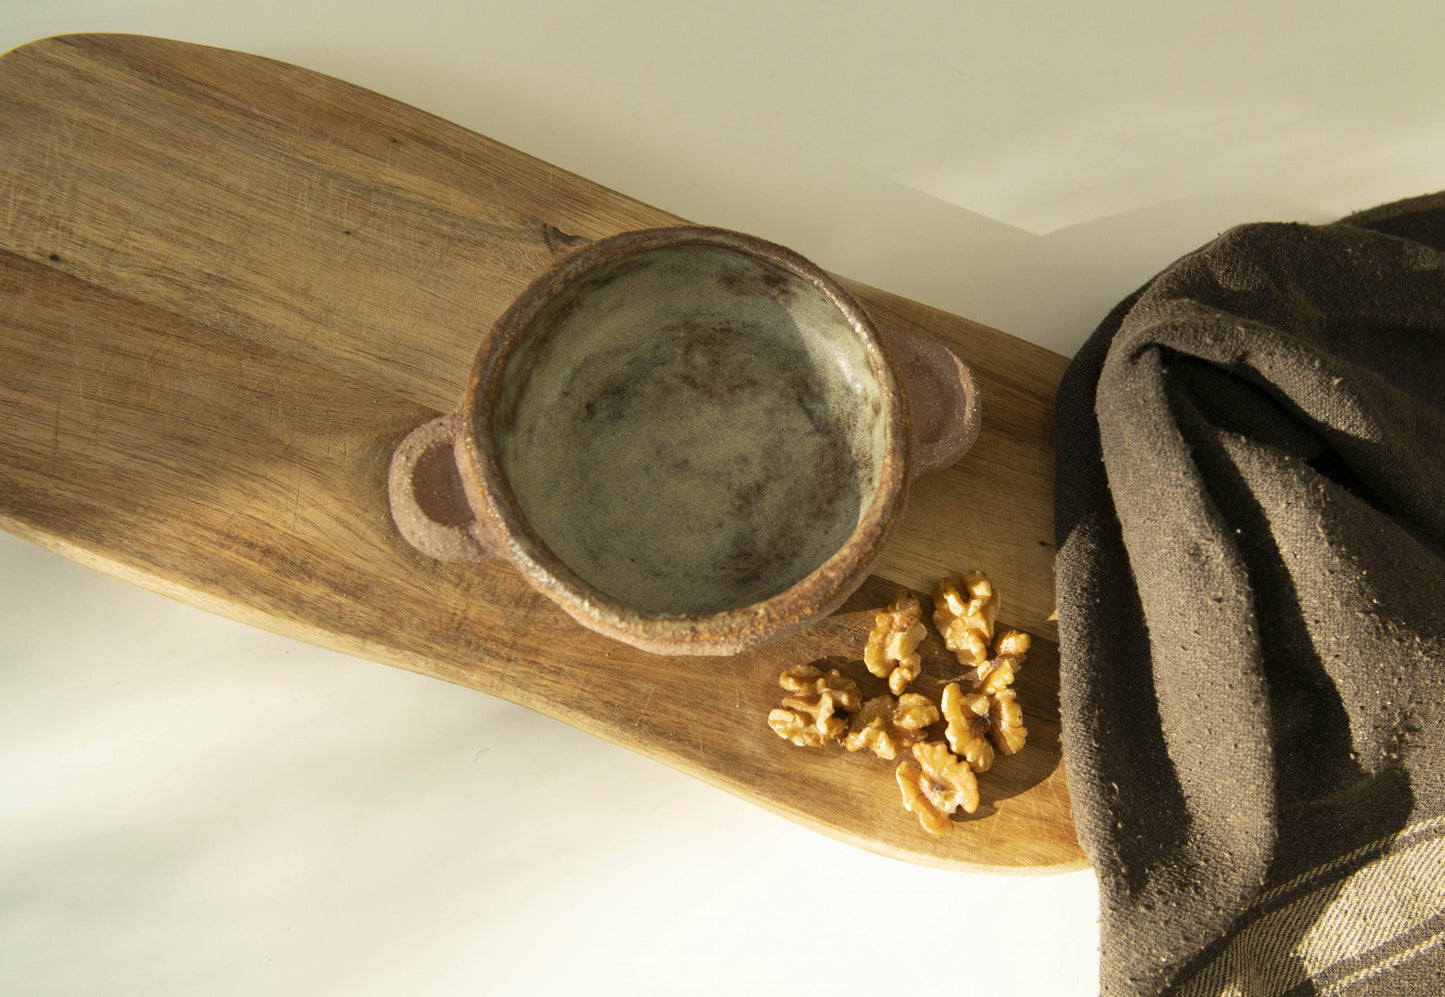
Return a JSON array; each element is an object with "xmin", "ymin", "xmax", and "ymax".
[{"xmin": 458, "ymin": 225, "xmax": 911, "ymax": 655}]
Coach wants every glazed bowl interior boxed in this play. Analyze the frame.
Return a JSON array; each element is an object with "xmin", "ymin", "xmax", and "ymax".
[{"xmin": 489, "ymin": 241, "xmax": 890, "ymax": 617}]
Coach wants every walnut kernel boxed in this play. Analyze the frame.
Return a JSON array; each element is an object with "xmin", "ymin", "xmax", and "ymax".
[
  {"xmin": 863, "ymin": 589, "xmax": 927, "ymax": 694},
  {"xmin": 767, "ymin": 664, "xmax": 862, "ymax": 747},
  {"xmin": 933, "ymin": 571, "xmax": 999, "ymax": 667},
  {"xmin": 990, "ymin": 687, "xmax": 1028, "ymax": 757},
  {"xmin": 979, "ymin": 656, "xmax": 1017, "ymax": 696},
  {"xmin": 895, "ymin": 741, "xmax": 979, "ymax": 835},
  {"xmin": 955, "ymin": 624, "xmax": 1031, "ymax": 694},
  {"xmin": 843, "ymin": 693, "xmax": 940, "ymax": 760},
  {"xmin": 993, "ymin": 628, "xmax": 1031, "ymax": 664},
  {"xmin": 941, "ymin": 677, "xmax": 1028, "ymax": 772}
]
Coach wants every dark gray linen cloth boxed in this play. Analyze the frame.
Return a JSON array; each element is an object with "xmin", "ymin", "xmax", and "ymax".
[{"xmin": 1054, "ymin": 193, "xmax": 1445, "ymax": 995}]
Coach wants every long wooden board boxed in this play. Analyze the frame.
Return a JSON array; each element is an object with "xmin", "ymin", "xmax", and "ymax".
[{"xmin": 0, "ymin": 33, "xmax": 1083, "ymax": 871}]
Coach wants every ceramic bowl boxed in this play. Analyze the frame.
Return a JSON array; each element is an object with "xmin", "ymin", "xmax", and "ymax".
[{"xmin": 389, "ymin": 226, "xmax": 979, "ymax": 654}]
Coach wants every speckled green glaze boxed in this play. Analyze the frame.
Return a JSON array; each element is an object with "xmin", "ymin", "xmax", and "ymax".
[{"xmin": 491, "ymin": 243, "xmax": 887, "ymax": 615}]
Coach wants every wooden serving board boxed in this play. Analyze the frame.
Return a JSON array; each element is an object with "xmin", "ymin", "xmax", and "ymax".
[{"xmin": 0, "ymin": 34, "xmax": 1083, "ymax": 871}]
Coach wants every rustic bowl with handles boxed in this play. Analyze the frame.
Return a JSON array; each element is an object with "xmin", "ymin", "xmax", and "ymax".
[{"xmin": 388, "ymin": 226, "xmax": 980, "ymax": 655}]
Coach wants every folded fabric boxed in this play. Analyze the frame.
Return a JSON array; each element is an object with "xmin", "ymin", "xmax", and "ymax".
[{"xmin": 1054, "ymin": 193, "xmax": 1445, "ymax": 995}]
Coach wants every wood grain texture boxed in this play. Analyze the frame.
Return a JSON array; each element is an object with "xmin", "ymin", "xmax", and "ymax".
[{"xmin": 0, "ymin": 34, "xmax": 1084, "ymax": 871}]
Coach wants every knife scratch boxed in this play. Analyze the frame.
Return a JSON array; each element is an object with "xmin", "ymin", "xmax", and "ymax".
[{"xmin": 633, "ymin": 685, "xmax": 657, "ymax": 728}]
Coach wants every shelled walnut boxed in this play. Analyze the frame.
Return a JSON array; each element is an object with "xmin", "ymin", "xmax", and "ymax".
[
  {"xmin": 895, "ymin": 741, "xmax": 980, "ymax": 835},
  {"xmin": 941, "ymin": 665, "xmax": 1028, "ymax": 773},
  {"xmin": 767, "ymin": 664, "xmax": 862, "ymax": 748},
  {"xmin": 765, "ymin": 569, "xmax": 1033, "ymax": 839},
  {"xmin": 993, "ymin": 628, "xmax": 1031, "ymax": 667},
  {"xmin": 974, "ymin": 628, "xmax": 1030, "ymax": 685},
  {"xmin": 952, "ymin": 628, "xmax": 1023, "ymax": 689},
  {"xmin": 843, "ymin": 693, "xmax": 940, "ymax": 760},
  {"xmin": 933, "ymin": 571, "xmax": 999, "ymax": 668},
  {"xmin": 863, "ymin": 589, "xmax": 927, "ymax": 694}
]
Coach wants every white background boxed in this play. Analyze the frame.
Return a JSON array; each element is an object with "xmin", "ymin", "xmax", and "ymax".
[{"xmin": 2, "ymin": 3, "xmax": 1442, "ymax": 995}]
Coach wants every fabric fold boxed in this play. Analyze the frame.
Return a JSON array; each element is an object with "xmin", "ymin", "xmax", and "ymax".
[{"xmin": 1054, "ymin": 193, "xmax": 1445, "ymax": 995}]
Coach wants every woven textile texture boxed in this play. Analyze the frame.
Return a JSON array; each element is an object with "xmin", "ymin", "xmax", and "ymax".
[{"xmin": 1054, "ymin": 193, "xmax": 1445, "ymax": 995}]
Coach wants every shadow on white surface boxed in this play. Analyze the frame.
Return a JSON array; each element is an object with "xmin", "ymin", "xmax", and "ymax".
[{"xmin": 0, "ymin": 534, "xmax": 1101, "ymax": 996}]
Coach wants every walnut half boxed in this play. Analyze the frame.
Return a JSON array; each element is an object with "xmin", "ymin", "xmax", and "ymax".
[
  {"xmin": 993, "ymin": 628, "xmax": 1031, "ymax": 666},
  {"xmin": 895, "ymin": 741, "xmax": 980, "ymax": 835},
  {"xmin": 941, "ymin": 672, "xmax": 1027, "ymax": 773},
  {"xmin": 863, "ymin": 589, "xmax": 927, "ymax": 694},
  {"xmin": 843, "ymin": 693, "xmax": 940, "ymax": 760},
  {"xmin": 767, "ymin": 664, "xmax": 862, "ymax": 748},
  {"xmin": 933, "ymin": 571, "xmax": 999, "ymax": 668}
]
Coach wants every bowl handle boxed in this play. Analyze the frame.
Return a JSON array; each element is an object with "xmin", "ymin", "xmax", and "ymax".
[
  {"xmin": 878, "ymin": 328, "xmax": 982, "ymax": 479},
  {"xmin": 388, "ymin": 411, "xmax": 504, "ymax": 562}
]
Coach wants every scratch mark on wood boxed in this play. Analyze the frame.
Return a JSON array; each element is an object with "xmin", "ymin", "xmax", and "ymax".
[
  {"xmin": 573, "ymin": 670, "xmax": 593, "ymax": 702},
  {"xmin": 980, "ymin": 799, "xmax": 1003, "ymax": 850},
  {"xmin": 50, "ymin": 392, "xmax": 62, "ymax": 460},
  {"xmin": 290, "ymin": 471, "xmax": 304, "ymax": 533},
  {"xmin": 725, "ymin": 657, "xmax": 744, "ymax": 709},
  {"xmin": 3, "ymin": 174, "xmax": 20, "ymax": 233},
  {"xmin": 633, "ymin": 685, "xmax": 657, "ymax": 728}
]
